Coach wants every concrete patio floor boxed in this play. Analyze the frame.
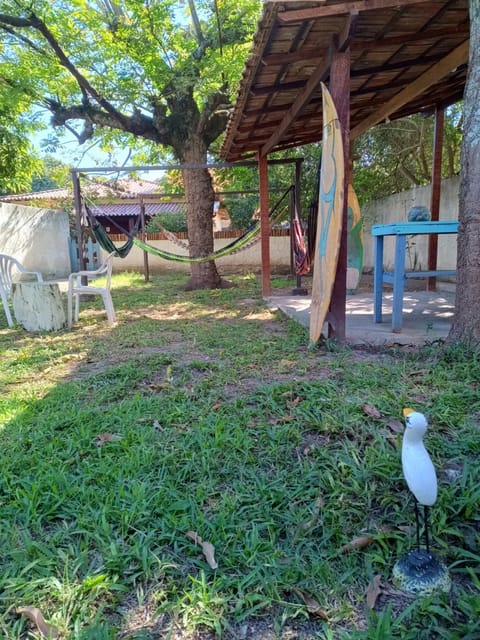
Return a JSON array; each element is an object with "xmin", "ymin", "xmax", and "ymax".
[{"xmin": 266, "ymin": 283, "xmax": 456, "ymax": 347}]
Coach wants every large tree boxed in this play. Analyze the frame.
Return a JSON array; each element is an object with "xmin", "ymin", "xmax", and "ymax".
[
  {"xmin": 0, "ymin": 93, "xmax": 41, "ymax": 193},
  {"xmin": 449, "ymin": 0, "xmax": 480, "ymax": 343},
  {"xmin": 0, "ymin": 0, "xmax": 259, "ymax": 289}
]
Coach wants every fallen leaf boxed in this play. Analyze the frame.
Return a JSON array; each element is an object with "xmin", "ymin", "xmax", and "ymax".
[
  {"xmin": 186, "ymin": 531, "xmax": 218, "ymax": 569},
  {"xmin": 384, "ymin": 418, "xmax": 404, "ymax": 433},
  {"xmin": 340, "ymin": 535, "xmax": 375, "ymax": 553},
  {"xmin": 292, "ymin": 589, "xmax": 328, "ymax": 619},
  {"xmin": 397, "ymin": 525, "xmax": 412, "ymax": 533},
  {"xmin": 94, "ymin": 433, "xmax": 122, "ymax": 446},
  {"xmin": 212, "ymin": 403, "xmax": 222, "ymax": 411},
  {"xmin": 277, "ymin": 416, "xmax": 295, "ymax": 424},
  {"xmin": 366, "ymin": 575, "xmax": 382, "ymax": 609},
  {"xmin": 362, "ymin": 404, "xmax": 382, "ymax": 419},
  {"xmin": 16, "ymin": 606, "xmax": 59, "ymax": 638}
]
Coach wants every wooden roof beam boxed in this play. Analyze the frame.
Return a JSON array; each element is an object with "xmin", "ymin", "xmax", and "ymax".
[
  {"xmin": 351, "ymin": 25, "xmax": 470, "ymax": 52},
  {"xmin": 350, "ymin": 39, "xmax": 469, "ymax": 139},
  {"xmin": 260, "ymin": 14, "xmax": 357, "ymax": 156},
  {"xmin": 262, "ymin": 26, "xmax": 469, "ymax": 66},
  {"xmin": 274, "ymin": 0, "xmax": 432, "ymax": 22}
]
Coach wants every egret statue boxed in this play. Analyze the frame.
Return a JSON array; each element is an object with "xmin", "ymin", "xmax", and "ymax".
[
  {"xmin": 393, "ymin": 407, "xmax": 450, "ymax": 595},
  {"xmin": 401, "ymin": 407, "xmax": 437, "ymax": 551}
]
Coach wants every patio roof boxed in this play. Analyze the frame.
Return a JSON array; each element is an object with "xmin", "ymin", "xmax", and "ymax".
[{"xmin": 220, "ymin": 0, "xmax": 469, "ymax": 161}]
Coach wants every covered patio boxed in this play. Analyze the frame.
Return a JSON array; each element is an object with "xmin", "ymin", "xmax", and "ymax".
[{"xmin": 220, "ymin": 0, "xmax": 469, "ymax": 343}]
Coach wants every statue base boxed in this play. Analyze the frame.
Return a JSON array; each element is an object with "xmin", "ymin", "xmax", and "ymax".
[{"xmin": 393, "ymin": 549, "xmax": 451, "ymax": 596}]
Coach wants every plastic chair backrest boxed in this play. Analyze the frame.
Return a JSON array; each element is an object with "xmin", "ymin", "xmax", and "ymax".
[{"xmin": 0, "ymin": 254, "xmax": 43, "ymax": 294}]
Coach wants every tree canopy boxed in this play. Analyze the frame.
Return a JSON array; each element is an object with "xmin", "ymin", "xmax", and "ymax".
[{"xmin": 0, "ymin": 0, "xmax": 261, "ymax": 288}]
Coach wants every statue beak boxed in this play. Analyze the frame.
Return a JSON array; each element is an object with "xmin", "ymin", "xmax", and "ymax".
[{"xmin": 402, "ymin": 407, "xmax": 415, "ymax": 418}]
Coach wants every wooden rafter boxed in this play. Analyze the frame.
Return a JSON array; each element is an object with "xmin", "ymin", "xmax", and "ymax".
[
  {"xmin": 350, "ymin": 39, "xmax": 469, "ymax": 139},
  {"xmin": 275, "ymin": 0, "xmax": 432, "ymax": 22},
  {"xmin": 260, "ymin": 14, "xmax": 356, "ymax": 156}
]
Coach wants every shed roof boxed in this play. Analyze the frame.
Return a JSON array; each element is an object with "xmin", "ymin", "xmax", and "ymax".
[
  {"xmin": 221, "ymin": 0, "xmax": 469, "ymax": 161},
  {"xmin": 91, "ymin": 202, "xmax": 184, "ymax": 217}
]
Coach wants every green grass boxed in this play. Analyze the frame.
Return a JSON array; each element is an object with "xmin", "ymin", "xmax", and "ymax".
[{"xmin": 0, "ymin": 271, "xmax": 479, "ymax": 639}]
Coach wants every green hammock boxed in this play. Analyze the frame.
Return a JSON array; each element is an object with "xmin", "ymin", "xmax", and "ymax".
[
  {"xmin": 86, "ymin": 205, "xmax": 140, "ymax": 258},
  {"xmin": 88, "ymin": 185, "xmax": 292, "ymax": 264},
  {"xmin": 132, "ymin": 220, "xmax": 262, "ymax": 263}
]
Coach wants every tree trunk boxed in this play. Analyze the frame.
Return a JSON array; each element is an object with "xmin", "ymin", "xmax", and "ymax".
[
  {"xmin": 180, "ymin": 137, "xmax": 231, "ymax": 290},
  {"xmin": 448, "ymin": 1, "xmax": 480, "ymax": 343}
]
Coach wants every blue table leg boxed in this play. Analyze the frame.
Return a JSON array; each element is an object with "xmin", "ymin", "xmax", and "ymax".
[
  {"xmin": 373, "ymin": 235, "xmax": 383, "ymax": 323},
  {"xmin": 392, "ymin": 234, "xmax": 407, "ymax": 332}
]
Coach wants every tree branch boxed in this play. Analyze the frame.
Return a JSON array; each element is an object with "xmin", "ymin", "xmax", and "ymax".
[{"xmin": 19, "ymin": 10, "xmax": 132, "ymax": 130}]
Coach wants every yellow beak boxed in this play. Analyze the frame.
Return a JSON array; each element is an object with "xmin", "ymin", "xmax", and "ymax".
[{"xmin": 403, "ymin": 407, "xmax": 415, "ymax": 418}]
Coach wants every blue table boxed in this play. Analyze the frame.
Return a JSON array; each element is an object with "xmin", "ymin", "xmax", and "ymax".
[{"xmin": 371, "ymin": 221, "xmax": 458, "ymax": 332}]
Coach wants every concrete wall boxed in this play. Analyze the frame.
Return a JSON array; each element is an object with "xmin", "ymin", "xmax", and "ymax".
[
  {"xmin": 361, "ymin": 176, "xmax": 459, "ymax": 271},
  {"xmin": 0, "ymin": 203, "xmax": 71, "ymax": 278}
]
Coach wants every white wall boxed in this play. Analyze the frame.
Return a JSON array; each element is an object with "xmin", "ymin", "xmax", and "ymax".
[
  {"xmin": 361, "ymin": 176, "xmax": 459, "ymax": 271},
  {"xmin": 0, "ymin": 203, "xmax": 71, "ymax": 278}
]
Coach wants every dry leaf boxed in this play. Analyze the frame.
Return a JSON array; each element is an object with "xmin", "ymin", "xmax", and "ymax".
[
  {"xmin": 212, "ymin": 403, "xmax": 222, "ymax": 411},
  {"xmin": 384, "ymin": 418, "xmax": 404, "ymax": 434},
  {"xmin": 94, "ymin": 433, "xmax": 122, "ymax": 446},
  {"xmin": 397, "ymin": 525, "xmax": 412, "ymax": 533},
  {"xmin": 362, "ymin": 404, "xmax": 382, "ymax": 419},
  {"xmin": 186, "ymin": 531, "xmax": 218, "ymax": 569},
  {"xmin": 366, "ymin": 575, "xmax": 382, "ymax": 609},
  {"xmin": 292, "ymin": 589, "xmax": 328, "ymax": 619},
  {"xmin": 340, "ymin": 535, "xmax": 374, "ymax": 553},
  {"xmin": 16, "ymin": 606, "xmax": 59, "ymax": 638}
]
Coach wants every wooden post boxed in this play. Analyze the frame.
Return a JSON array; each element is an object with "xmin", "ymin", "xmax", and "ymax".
[
  {"xmin": 258, "ymin": 152, "xmax": 271, "ymax": 297},
  {"xmin": 328, "ymin": 48, "xmax": 351, "ymax": 341},
  {"xmin": 140, "ymin": 199, "xmax": 150, "ymax": 283},
  {"xmin": 71, "ymin": 170, "xmax": 86, "ymax": 272},
  {"xmin": 428, "ymin": 107, "xmax": 444, "ymax": 291}
]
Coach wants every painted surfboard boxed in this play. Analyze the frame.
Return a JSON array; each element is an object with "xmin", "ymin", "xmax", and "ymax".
[
  {"xmin": 346, "ymin": 183, "xmax": 364, "ymax": 293},
  {"xmin": 309, "ymin": 83, "xmax": 345, "ymax": 346}
]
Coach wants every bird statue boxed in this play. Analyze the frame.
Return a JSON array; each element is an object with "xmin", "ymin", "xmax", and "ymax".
[
  {"xmin": 401, "ymin": 408, "xmax": 437, "ymax": 552},
  {"xmin": 393, "ymin": 408, "xmax": 450, "ymax": 595}
]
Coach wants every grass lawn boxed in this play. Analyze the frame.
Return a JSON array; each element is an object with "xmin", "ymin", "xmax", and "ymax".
[{"xmin": 0, "ymin": 271, "xmax": 479, "ymax": 639}]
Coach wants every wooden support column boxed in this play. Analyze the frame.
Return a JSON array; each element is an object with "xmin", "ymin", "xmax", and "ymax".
[
  {"xmin": 140, "ymin": 199, "xmax": 150, "ymax": 283},
  {"xmin": 328, "ymin": 48, "xmax": 351, "ymax": 341},
  {"xmin": 427, "ymin": 107, "xmax": 444, "ymax": 291},
  {"xmin": 71, "ymin": 169, "xmax": 86, "ymax": 273},
  {"xmin": 258, "ymin": 152, "xmax": 271, "ymax": 297}
]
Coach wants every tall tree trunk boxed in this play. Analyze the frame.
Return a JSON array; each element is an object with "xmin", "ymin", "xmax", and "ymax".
[
  {"xmin": 180, "ymin": 137, "xmax": 231, "ymax": 290},
  {"xmin": 449, "ymin": 1, "xmax": 480, "ymax": 343}
]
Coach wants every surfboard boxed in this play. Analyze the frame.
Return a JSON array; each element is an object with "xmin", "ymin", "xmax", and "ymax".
[
  {"xmin": 346, "ymin": 183, "xmax": 364, "ymax": 293},
  {"xmin": 309, "ymin": 83, "xmax": 345, "ymax": 347}
]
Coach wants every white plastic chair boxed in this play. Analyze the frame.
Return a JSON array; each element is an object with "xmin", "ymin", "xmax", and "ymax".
[
  {"xmin": 0, "ymin": 254, "xmax": 44, "ymax": 327},
  {"xmin": 67, "ymin": 252, "xmax": 116, "ymax": 327}
]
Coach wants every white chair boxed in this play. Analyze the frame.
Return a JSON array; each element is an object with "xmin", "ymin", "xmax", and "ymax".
[
  {"xmin": 67, "ymin": 252, "xmax": 116, "ymax": 327},
  {"xmin": 0, "ymin": 254, "xmax": 44, "ymax": 327}
]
